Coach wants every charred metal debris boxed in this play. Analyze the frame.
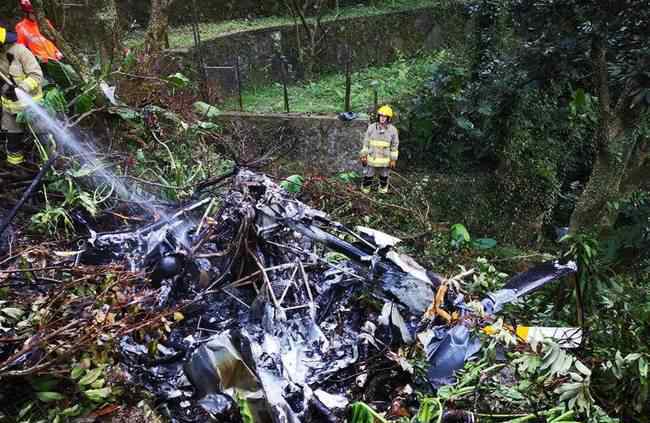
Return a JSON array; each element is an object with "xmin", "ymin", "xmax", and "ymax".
[{"xmin": 0, "ymin": 169, "xmax": 578, "ymax": 422}]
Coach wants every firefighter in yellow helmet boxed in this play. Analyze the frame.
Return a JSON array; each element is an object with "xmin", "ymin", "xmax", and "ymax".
[
  {"xmin": 359, "ymin": 105, "xmax": 399, "ymax": 194},
  {"xmin": 1, "ymin": 22, "xmax": 43, "ymax": 166}
]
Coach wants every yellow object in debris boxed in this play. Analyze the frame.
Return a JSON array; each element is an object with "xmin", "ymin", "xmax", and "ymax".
[
  {"xmin": 424, "ymin": 283, "xmax": 453, "ymax": 322},
  {"xmin": 483, "ymin": 325, "xmax": 581, "ymax": 348}
]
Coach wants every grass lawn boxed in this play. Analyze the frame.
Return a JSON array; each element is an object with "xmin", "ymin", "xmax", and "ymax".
[{"xmin": 224, "ymin": 50, "xmax": 449, "ymax": 114}]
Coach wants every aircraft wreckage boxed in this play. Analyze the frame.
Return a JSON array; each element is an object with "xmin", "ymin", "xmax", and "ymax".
[{"xmin": 76, "ymin": 169, "xmax": 579, "ymax": 422}]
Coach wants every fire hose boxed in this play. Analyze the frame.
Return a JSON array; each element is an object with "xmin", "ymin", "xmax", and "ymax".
[{"xmin": 0, "ymin": 69, "xmax": 14, "ymax": 87}]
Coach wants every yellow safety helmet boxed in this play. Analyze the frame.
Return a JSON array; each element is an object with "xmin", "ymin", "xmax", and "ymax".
[
  {"xmin": 377, "ymin": 105, "xmax": 394, "ymax": 118},
  {"xmin": 0, "ymin": 27, "xmax": 17, "ymax": 45}
]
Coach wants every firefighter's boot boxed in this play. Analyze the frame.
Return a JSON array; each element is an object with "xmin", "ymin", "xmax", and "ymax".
[
  {"xmin": 379, "ymin": 176, "xmax": 389, "ymax": 194},
  {"xmin": 5, "ymin": 132, "xmax": 25, "ymax": 166},
  {"xmin": 361, "ymin": 176, "xmax": 372, "ymax": 194}
]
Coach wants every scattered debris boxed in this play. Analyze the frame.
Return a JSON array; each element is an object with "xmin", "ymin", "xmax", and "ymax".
[{"xmin": 0, "ymin": 168, "xmax": 579, "ymax": 422}]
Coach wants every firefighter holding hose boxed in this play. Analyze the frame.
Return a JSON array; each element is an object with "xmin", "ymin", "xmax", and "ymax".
[
  {"xmin": 0, "ymin": 22, "xmax": 43, "ymax": 166},
  {"xmin": 360, "ymin": 105, "xmax": 399, "ymax": 194}
]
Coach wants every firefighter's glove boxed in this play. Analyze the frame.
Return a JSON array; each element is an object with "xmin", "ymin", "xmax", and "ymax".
[
  {"xmin": 389, "ymin": 160, "xmax": 396, "ymax": 169},
  {"xmin": 360, "ymin": 156, "xmax": 368, "ymax": 167},
  {"xmin": 17, "ymin": 81, "xmax": 32, "ymax": 94}
]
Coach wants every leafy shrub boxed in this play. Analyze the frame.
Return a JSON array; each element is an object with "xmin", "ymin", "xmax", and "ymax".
[{"xmin": 604, "ymin": 191, "xmax": 650, "ymax": 267}]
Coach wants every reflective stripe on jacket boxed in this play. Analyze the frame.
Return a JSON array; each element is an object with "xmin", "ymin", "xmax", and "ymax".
[
  {"xmin": 0, "ymin": 43, "xmax": 43, "ymax": 114},
  {"xmin": 15, "ymin": 18, "xmax": 63, "ymax": 62},
  {"xmin": 360, "ymin": 123, "xmax": 399, "ymax": 167}
]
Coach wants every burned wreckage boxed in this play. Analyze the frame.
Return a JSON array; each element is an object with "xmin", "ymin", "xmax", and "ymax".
[{"xmin": 81, "ymin": 170, "xmax": 578, "ymax": 422}]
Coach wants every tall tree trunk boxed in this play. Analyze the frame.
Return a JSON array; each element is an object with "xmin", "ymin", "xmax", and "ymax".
[
  {"xmin": 569, "ymin": 123, "xmax": 632, "ymax": 231},
  {"xmin": 143, "ymin": 0, "xmax": 173, "ymax": 62},
  {"xmin": 569, "ymin": 37, "xmax": 639, "ymax": 233},
  {"xmin": 95, "ymin": 0, "xmax": 124, "ymax": 75}
]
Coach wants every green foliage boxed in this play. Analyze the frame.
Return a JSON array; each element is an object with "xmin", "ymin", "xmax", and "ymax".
[
  {"xmin": 600, "ymin": 352, "xmax": 649, "ymax": 414},
  {"xmin": 568, "ymin": 88, "xmax": 597, "ymax": 125},
  {"xmin": 495, "ymin": 86, "xmax": 593, "ymax": 229},
  {"xmin": 193, "ymin": 101, "xmax": 221, "ymax": 119},
  {"xmin": 35, "ymin": 391, "xmax": 65, "ymax": 403},
  {"xmin": 402, "ymin": 1, "xmax": 600, "ymax": 236},
  {"xmin": 73, "ymin": 88, "xmax": 97, "ymax": 115},
  {"xmin": 490, "ymin": 239, "xmax": 650, "ymax": 422},
  {"xmin": 337, "ymin": 171, "xmax": 361, "ymax": 183},
  {"xmin": 280, "ymin": 174, "xmax": 305, "ymax": 193},
  {"xmin": 111, "ymin": 106, "xmax": 141, "ymax": 123},
  {"xmin": 227, "ymin": 51, "xmax": 447, "ymax": 113},
  {"xmin": 541, "ymin": 343, "xmax": 593, "ymax": 414},
  {"xmin": 561, "ymin": 233, "xmax": 599, "ymax": 271},
  {"xmin": 399, "ymin": 51, "xmax": 476, "ymax": 171},
  {"xmin": 415, "ymin": 397, "xmax": 442, "ymax": 423},
  {"xmin": 16, "ymin": 361, "xmax": 118, "ymax": 422},
  {"xmin": 236, "ymin": 393, "xmax": 255, "ymax": 423},
  {"xmin": 125, "ymin": 107, "xmax": 233, "ymax": 201},
  {"xmin": 604, "ymin": 191, "xmax": 650, "ymax": 267},
  {"xmin": 0, "ymin": 302, "xmax": 26, "ymax": 333},
  {"xmin": 165, "ymin": 72, "xmax": 191, "ymax": 89},
  {"xmin": 30, "ymin": 155, "xmax": 114, "ymax": 236},
  {"xmin": 466, "ymin": 257, "xmax": 509, "ymax": 296},
  {"xmin": 31, "ymin": 187, "xmax": 75, "ymax": 236},
  {"xmin": 512, "ymin": 0, "xmax": 650, "ymax": 97},
  {"xmin": 450, "ymin": 223, "xmax": 497, "ymax": 251},
  {"xmin": 588, "ymin": 273, "xmax": 650, "ymax": 420},
  {"xmin": 42, "ymin": 87, "xmax": 67, "ymax": 114},
  {"xmin": 450, "ymin": 223, "xmax": 471, "ymax": 249},
  {"xmin": 349, "ymin": 401, "xmax": 387, "ymax": 423},
  {"xmin": 39, "ymin": 80, "xmax": 96, "ymax": 117},
  {"xmin": 16, "ymin": 356, "xmax": 121, "ymax": 423}
]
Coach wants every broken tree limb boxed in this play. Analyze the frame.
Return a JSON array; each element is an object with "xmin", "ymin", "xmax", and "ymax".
[
  {"xmin": 194, "ymin": 168, "xmax": 237, "ymax": 192},
  {"xmin": 0, "ymin": 265, "xmax": 72, "ymax": 274}
]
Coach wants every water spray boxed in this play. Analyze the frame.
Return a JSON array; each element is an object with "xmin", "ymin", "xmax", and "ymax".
[{"xmin": 15, "ymin": 90, "xmax": 167, "ymax": 218}]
